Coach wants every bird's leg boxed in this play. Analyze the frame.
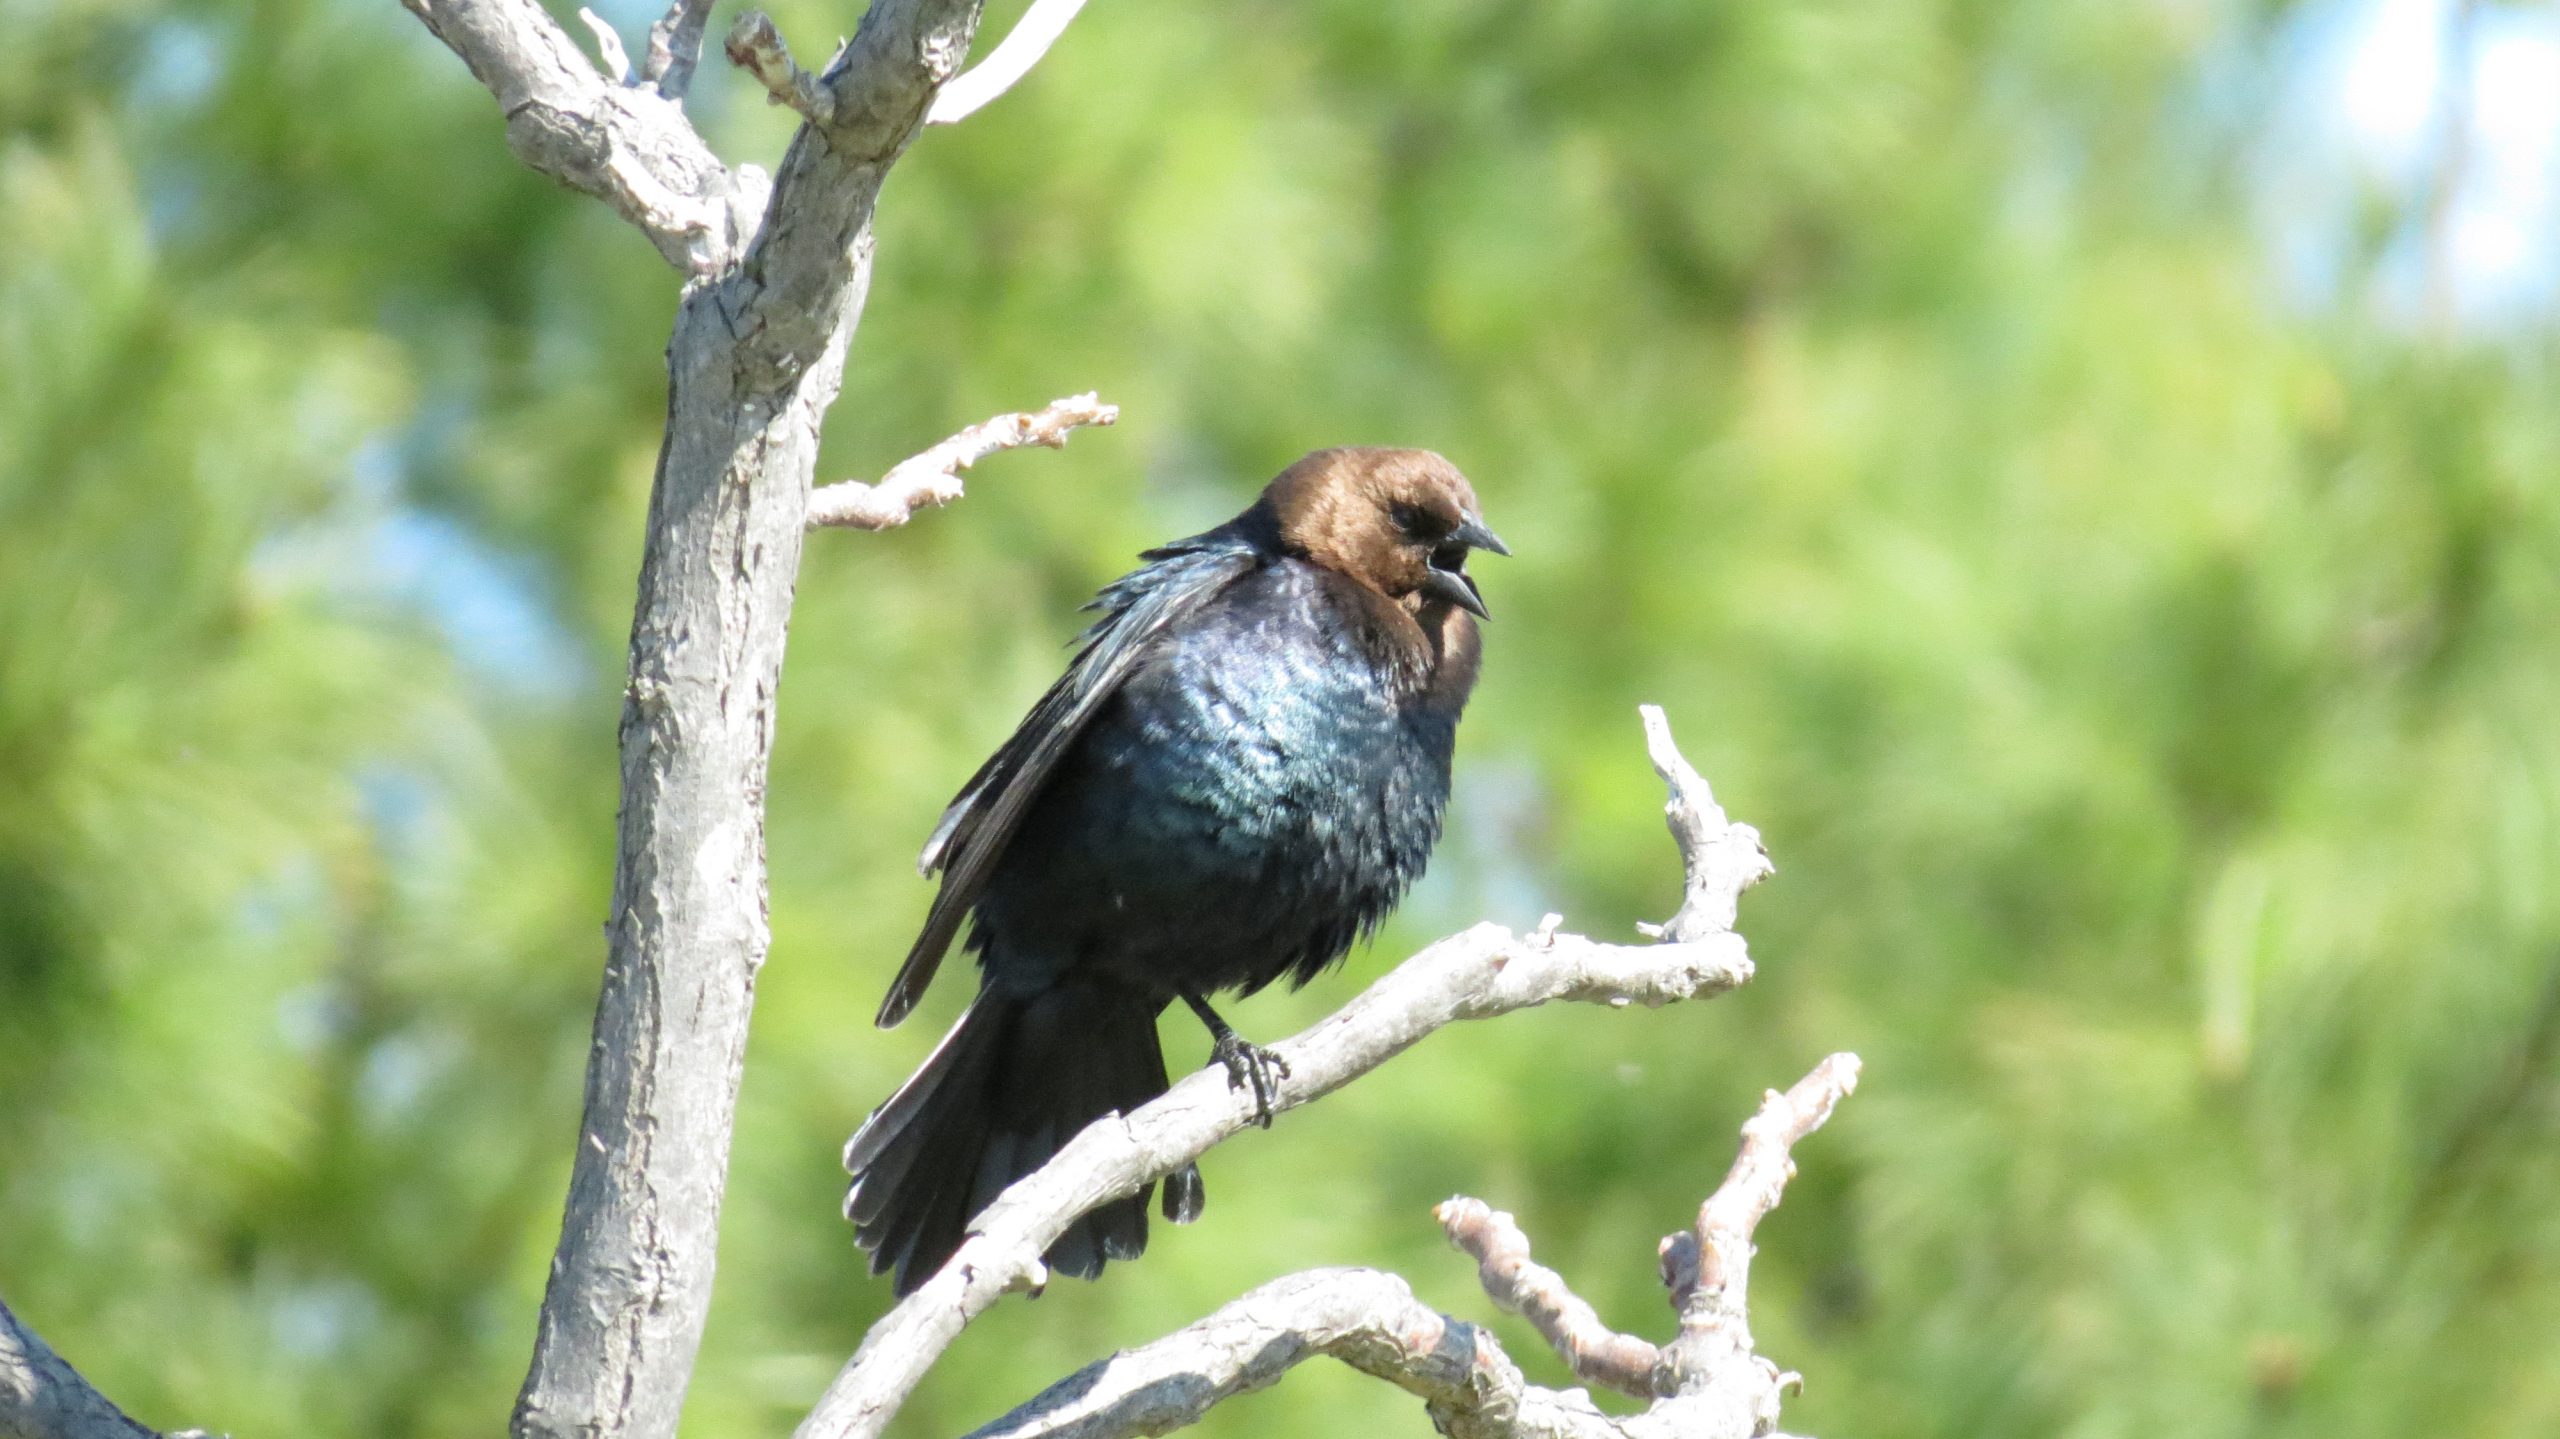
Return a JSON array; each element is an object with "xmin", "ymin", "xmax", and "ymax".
[{"xmin": 1181, "ymin": 992, "xmax": 1291, "ymax": 1128}]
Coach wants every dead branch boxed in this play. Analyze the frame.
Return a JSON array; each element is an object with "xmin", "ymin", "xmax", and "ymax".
[
  {"xmin": 576, "ymin": 8, "xmax": 633, "ymax": 84},
  {"xmin": 807, "ymin": 393, "xmax": 1121, "ymax": 530},
  {"xmin": 1649, "ymin": 1053, "xmax": 1862, "ymax": 1434},
  {"xmin": 1437, "ymin": 1199, "xmax": 1662, "ymax": 1399},
  {"xmin": 962, "ymin": 1269, "xmax": 1622, "ymax": 1439},
  {"xmin": 397, "ymin": 0, "xmax": 753, "ymax": 273},
  {"xmin": 1639, "ymin": 705, "xmax": 1770, "ymax": 941},
  {"xmin": 961, "ymin": 1047, "xmax": 1860, "ymax": 1439}
]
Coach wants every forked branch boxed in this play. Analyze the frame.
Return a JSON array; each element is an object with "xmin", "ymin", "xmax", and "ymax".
[
  {"xmin": 969, "ymin": 1049, "xmax": 1860, "ymax": 1439},
  {"xmin": 397, "ymin": 0, "xmax": 752, "ymax": 272}
]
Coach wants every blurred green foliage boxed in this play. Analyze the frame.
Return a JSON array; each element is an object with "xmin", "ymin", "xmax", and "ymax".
[{"xmin": 5, "ymin": 0, "xmax": 2559, "ymax": 1435}]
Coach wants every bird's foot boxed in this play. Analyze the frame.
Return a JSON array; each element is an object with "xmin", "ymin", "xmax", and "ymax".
[{"xmin": 1210, "ymin": 1033, "xmax": 1291, "ymax": 1127}]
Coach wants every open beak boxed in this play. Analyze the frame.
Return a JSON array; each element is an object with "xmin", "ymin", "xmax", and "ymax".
[
  {"xmin": 1423, "ymin": 514, "xmax": 1507, "ymax": 620},
  {"xmin": 1422, "ymin": 565, "xmax": 1490, "ymax": 619}
]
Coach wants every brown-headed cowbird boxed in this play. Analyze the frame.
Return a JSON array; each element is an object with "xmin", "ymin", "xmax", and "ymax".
[{"xmin": 845, "ymin": 447, "xmax": 1505, "ymax": 1294}]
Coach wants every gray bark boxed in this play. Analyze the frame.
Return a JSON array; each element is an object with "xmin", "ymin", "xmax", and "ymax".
[
  {"xmin": 957, "ymin": 1050, "xmax": 1862, "ymax": 1439},
  {"xmin": 391, "ymin": 1, "xmax": 988, "ymax": 1435},
  {"xmin": 960, "ymin": 1268, "xmax": 1627, "ymax": 1439},
  {"xmin": 501, "ymin": 8, "xmax": 985, "ymax": 1439},
  {"xmin": 394, "ymin": 0, "xmax": 754, "ymax": 274},
  {"xmin": 0, "ymin": 1300, "xmax": 164, "ymax": 1439}
]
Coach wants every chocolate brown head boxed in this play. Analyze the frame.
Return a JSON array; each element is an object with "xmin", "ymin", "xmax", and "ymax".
[{"xmin": 1261, "ymin": 447, "xmax": 1508, "ymax": 620}]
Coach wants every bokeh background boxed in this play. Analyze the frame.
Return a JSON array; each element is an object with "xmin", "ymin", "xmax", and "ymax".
[{"xmin": 6, "ymin": 0, "xmax": 2560, "ymax": 1434}]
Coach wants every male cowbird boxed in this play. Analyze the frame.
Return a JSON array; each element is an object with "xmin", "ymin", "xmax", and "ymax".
[{"xmin": 844, "ymin": 447, "xmax": 1505, "ymax": 1295}]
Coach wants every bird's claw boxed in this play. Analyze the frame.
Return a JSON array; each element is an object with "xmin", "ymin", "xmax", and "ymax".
[{"xmin": 1211, "ymin": 1034, "xmax": 1291, "ymax": 1127}]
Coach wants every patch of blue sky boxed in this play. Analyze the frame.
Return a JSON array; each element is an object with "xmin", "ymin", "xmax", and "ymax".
[
  {"xmin": 256, "ymin": 434, "xmax": 591, "ymax": 705},
  {"xmin": 2262, "ymin": 0, "xmax": 2560, "ymax": 333},
  {"xmin": 363, "ymin": 507, "xmax": 591, "ymax": 701}
]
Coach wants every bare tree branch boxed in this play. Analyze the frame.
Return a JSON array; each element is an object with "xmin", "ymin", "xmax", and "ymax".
[
  {"xmin": 806, "ymin": 393, "xmax": 1120, "ymax": 530},
  {"xmin": 927, "ymin": 0, "xmax": 1090, "ymax": 125},
  {"xmin": 799, "ymin": 926, "xmax": 1753, "ymax": 1439},
  {"xmin": 961, "ymin": 1047, "xmax": 1861, "ymax": 1439},
  {"xmin": 794, "ymin": 709, "xmax": 1770, "ymax": 1439},
  {"xmin": 1638, "ymin": 705, "xmax": 1770, "ymax": 942},
  {"xmin": 1436, "ymin": 1199, "xmax": 1662, "ymax": 1399},
  {"xmin": 641, "ymin": 0, "xmax": 717, "ymax": 100},
  {"xmin": 0, "ymin": 1299, "xmax": 165, "ymax": 1439},
  {"xmin": 961, "ymin": 1269, "xmax": 1625, "ymax": 1439},
  {"xmin": 397, "ymin": 0, "xmax": 753, "ymax": 273},
  {"xmin": 1649, "ymin": 1053, "xmax": 1861, "ymax": 1434}
]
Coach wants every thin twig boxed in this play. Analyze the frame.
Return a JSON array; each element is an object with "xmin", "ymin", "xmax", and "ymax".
[
  {"xmin": 1436, "ymin": 1199, "xmax": 1662, "ymax": 1399},
  {"xmin": 926, "ymin": 0, "xmax": 1089, "ymax": 124},
  {"xmin": 642, "ymin": 0, "xmax": 717, "ymax": 100},
  {"xmin": 1660, "ymin": 1054, "xmax": 1861, "ymax": 1323},
  {"xmin": 724, "ymin": 11, "xmax": 837, "ymax": 126},
  {"xmin": 1638, "ymin": 705, "xmax": 1772, "ymax": 941},
  {"xmin": 806, "ymin": 393, "xmax": 1120, "ymax": 531},
  {"xmin": 1649, "ymin": 1053, "xmax": 1861, "ymax": 1435}
]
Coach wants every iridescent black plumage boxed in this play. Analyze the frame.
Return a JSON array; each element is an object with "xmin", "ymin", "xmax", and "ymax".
[{"xmin": 845, "ymin": 448, "xmax": 1503, "ymax": 1294}]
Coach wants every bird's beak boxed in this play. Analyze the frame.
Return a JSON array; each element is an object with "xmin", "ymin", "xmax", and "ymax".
[
  {"xmin": 1422, "ymin": 563, "xmax": 1492, "ymax": 620},
  {"xmin": 1421, "ymin": 513, "xmax": 1505, "ymax": 619},
  {"xmin": 1449, "ymin": 516, "xmax": 1510, "ymax": 557}
]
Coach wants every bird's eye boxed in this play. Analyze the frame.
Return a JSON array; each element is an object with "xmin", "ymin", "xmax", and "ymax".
[{"xmin": 1389, "ymin": 501, "xmax": 1439, "ymax": 541}]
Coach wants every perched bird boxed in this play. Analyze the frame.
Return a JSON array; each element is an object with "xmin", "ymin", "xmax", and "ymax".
[{"xmin": 844, "ymin": 446, "xmax": 1506, "ymax": 1296}]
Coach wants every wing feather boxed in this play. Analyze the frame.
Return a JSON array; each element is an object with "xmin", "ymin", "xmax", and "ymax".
[{"xmin": 874, "ymin": 540, "xmax": 1261, "ymax": 1027}]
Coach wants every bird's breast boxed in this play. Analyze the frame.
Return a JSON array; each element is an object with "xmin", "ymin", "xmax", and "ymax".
[
  {"xmin": 978, "ymin": 560, "xmax": 1461, "ymax": 998},
  {"xmin": 1115, "ymin": 582, "xmax": 1449, "ymax": 870}
]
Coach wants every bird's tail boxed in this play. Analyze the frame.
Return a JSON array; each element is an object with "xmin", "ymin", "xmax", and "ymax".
[{"xmin": 843, "ymin": 979, "xmax": 1206, "ymax": 1295}]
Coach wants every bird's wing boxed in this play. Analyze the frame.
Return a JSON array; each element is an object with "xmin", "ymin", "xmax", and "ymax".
[{"xmin": 874, "ymin": 539, "xmax": 1263, "ymax": 1027}]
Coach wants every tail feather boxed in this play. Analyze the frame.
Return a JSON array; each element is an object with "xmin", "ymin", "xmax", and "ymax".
[
  {"xmin": 1047, "ymin": 1206, "xmax": 1103, "ymax": 1282},
  {"xmin": 845, "ymin": 979, "xmax": 1199, "ymax": 1295},
  {"xmin": 1095, "ymin": 1182, "xmax": 1148, "ymax": 1262},
  {"xmin": 861, "ymin": 1083, "xmax": 976, "ymax": 1280},
  {"xmin": 844, "ymin": 1012, "xmax": 982, "ymax": 1229},
  {"xmin": 964, "ymin": 1131, "xmax": 1021, "ymax": 1222},
  {"xmin": 1162, "ymin": 1162, "xmax": 1205, "ymax": 1224}
]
